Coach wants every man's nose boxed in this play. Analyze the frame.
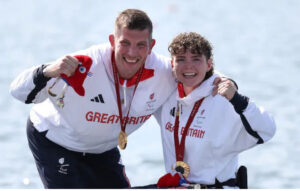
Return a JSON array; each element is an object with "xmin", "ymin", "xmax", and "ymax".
[{"xmin": 128, "ymin": 46, "xmax": 138, "ymax": 56}]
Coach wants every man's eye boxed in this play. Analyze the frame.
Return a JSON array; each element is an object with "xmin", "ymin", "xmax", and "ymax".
[
  {"xmin": 121, "ymin": 42, "xmax": 129, "ymax": 46},
  {"xmin": 138, "ymin": 44, "xmax": 146, "ymax": 48}
]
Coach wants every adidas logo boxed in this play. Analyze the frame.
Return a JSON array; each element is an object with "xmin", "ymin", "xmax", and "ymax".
[{"xmin": 91, "ymin": 94, "xmax": 105, "ymax": 103}]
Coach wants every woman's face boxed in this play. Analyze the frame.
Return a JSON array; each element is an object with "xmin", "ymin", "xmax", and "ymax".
[{"xmin": 172, "ymin": 50, "xmax": 212, "ymax": 92}]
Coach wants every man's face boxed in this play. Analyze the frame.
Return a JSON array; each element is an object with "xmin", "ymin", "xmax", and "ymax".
[
  {"xmin": 172, "ymin": 50, "xmax": 212, "ymax": 92},
  {"xmin": 109, "ymin": 27, "xmax": 155, "ymax": 79}
]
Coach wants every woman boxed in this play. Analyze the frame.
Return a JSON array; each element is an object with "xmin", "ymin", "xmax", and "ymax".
[{"xmin": 154, "ymin": 32, "xmax": 276, "ymax": 188}]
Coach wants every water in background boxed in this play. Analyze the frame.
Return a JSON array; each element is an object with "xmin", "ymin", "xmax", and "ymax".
[{"xmin": 1, "ymin": 0, "xmax": 300, "ymax": 188}]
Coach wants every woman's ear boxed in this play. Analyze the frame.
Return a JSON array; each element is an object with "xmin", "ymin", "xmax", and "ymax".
[
  {"xmin": 207, "ymin": 58, "xmax": 213, "ymax": 71},
  {"xmin": 171, "ymin": 59, "xmax": 177, "ymax": 81}
]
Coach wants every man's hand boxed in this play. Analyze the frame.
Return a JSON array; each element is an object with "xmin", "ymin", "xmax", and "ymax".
[
  {"xmin": 212, "ymin": 77, "xmax": 237, "ymax": 101},
  {"xmin": 43, "ymin": 55, "xmax": 80, "ymax": 78}
]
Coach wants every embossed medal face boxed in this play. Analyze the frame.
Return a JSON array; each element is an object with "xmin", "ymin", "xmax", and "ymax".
[
  {"xmin": 174, "ymin": 161, "xmax": 190, "ymax": 178},
  {"xmin": 118, "ymin": 131, "xmax": 127, "ymax": 150}
]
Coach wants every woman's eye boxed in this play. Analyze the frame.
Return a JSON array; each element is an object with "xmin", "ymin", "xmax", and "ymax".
[
  {"xmin": 176, "ymin": 59, "xmax": 184, "ymax": 62},
  {"xmin": 79, "ymin": 66, "xmax": 86, "ymax": 73}
]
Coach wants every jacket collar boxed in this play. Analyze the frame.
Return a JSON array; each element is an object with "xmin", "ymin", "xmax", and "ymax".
[
  {"xmin": 118, "ymin": 67, "xmax": 154, "ymax": 87},
  {"xmin": 176, "ymin": 74, "xmax": 219, "ymax": 106}
]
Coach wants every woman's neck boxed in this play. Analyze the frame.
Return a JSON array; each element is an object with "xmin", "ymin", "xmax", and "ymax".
[{"xmin": 183, "ymin": 86, "xmax": 194, "ymax": 96}]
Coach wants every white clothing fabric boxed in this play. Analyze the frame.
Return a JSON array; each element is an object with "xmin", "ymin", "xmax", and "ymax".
[
  {"xmin": 155, "ymin": 74, "xmax": 276, "ymax": 185},
  {"xmin": 10, "ymin": 43, "xmax": 176, "ymax": 154}
]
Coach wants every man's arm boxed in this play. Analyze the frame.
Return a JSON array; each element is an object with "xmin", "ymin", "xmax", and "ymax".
[{"xmin": 9, "ymin": 55, "xmax": 80, "ymax": 104}]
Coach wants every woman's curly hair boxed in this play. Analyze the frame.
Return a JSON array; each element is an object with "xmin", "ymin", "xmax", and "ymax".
[{"xmin": 168, "ymin": 32, "xmax": 214, "ymax": 80}]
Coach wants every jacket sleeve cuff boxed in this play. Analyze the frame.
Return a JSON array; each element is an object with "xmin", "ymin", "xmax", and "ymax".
[
  {"xmin": 229, "ymin": 91, "xmax": 249, "ymax": 114},
  {"xmin": 33, "ymin": 65, "xmax": 51, "ymax": 85}
]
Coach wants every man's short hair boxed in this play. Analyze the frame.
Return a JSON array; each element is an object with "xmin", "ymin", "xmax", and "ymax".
[{"xmin": 115, "ymin": 9, "xmax": 153, "ymax": 39}]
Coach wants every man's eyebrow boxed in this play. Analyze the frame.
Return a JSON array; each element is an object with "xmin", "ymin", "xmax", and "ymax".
[
  {"xmin": 137, "ymin": 41, "xmax": 148, "ymax": 45},
  {"xmin": 120, "ymin": 39, "xmax": 129, "ymax": 42}
]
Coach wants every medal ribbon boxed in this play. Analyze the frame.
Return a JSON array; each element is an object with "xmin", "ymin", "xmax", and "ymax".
[
  {"xmin": 111, "ymin": 52, "xmax": 143, "ymax": 133},
  {"xmin": 174, "ymin": 97, "xmax": 205, "ymax": 161}
]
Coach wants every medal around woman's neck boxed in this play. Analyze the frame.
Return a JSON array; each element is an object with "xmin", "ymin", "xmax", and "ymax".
[{"xmin": 172, "ymin": 97, "xmax": 205, "ymax": 178}]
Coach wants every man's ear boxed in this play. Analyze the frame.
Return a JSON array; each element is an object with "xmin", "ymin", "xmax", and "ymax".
[
  {"xmin": 171, "ymin": 59, "xmax": 174, "ymax": 68},
  {"xmin": 109, "ymin": 34, "xmax": 115, "ymax": 49},
  {"xmin": 148, "ymin": 39, "xmax": 156, "ymax": 54}
]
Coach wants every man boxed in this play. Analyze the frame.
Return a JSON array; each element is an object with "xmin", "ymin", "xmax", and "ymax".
[{"xmin": 10, "ymin": 9, "xmax": 231, "ymax": 188}]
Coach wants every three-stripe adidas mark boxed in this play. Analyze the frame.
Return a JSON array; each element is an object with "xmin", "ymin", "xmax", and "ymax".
[{"xmin": 91, "ymin": 94, "xmax": 104, "ymax": 103}]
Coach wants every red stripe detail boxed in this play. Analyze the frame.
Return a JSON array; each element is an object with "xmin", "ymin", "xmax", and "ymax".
[
  {"xmin": 119, "ymin": 68, "xmax": 154, "ymax": 87},
  {"xmin": 177, "ymin": 83, "xmax": 186, "ymax": 98}
]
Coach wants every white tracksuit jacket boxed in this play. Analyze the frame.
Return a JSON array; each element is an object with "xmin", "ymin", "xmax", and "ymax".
[
  {"xmin": 155, "ymin": 74, "xmax": 276, "ymax": 186},
  {"xmin": 10, "ymin": 43, "xmax": 176, "ymax": 154}
]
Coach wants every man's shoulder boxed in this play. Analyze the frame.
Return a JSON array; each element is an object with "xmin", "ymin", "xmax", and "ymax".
[
  {"xmin": 72, "ymin": 43, "xmax": 111, "ymax": 64},
  {"xmin": 88, "ymin": 43, "xmax": 111, "ymax": 54},
  {"xmin": 74, "ymin": 43, "xmax": 110, "ymax": 55},
  {"xmin": 145, "ymin": 51, "xmax": 171, "ymax": 70}
]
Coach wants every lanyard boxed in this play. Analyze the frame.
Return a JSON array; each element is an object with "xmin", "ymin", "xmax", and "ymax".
[
  {"xmin": 111, "ymin": 52, "xmax": 143, "ymax": 133},
  {"xmin": 173, "ymin": 97, "xmax": 205, "ymax": 161}
]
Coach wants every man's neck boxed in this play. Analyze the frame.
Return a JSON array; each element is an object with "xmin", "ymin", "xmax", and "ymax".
[{"xmin": 118, "ymin": 70, "xmax": 135, "ymax": 80}]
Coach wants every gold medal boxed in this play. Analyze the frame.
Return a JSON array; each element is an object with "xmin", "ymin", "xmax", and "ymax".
[
  {"xmin": 118, "ymin": 131, "xmax": 127, "ymax": 150},
  {"xmin": 173, "ymin": 161, "xmax": 190, "ymax": 178}
]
